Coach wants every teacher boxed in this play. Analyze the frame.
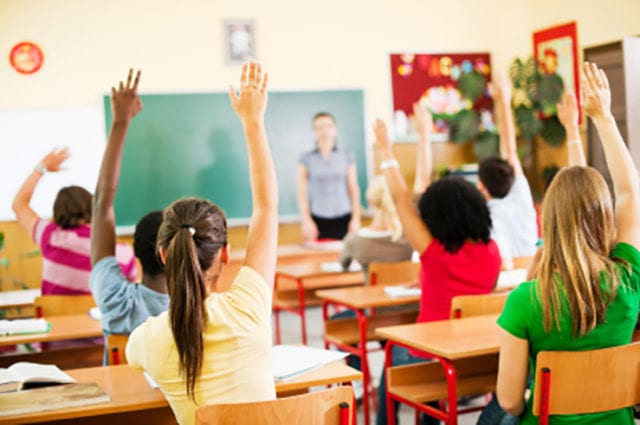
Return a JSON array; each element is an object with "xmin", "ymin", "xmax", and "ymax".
[{"xmin": 297, "ymin": 112, "xmax": 361, "ymax": 242}]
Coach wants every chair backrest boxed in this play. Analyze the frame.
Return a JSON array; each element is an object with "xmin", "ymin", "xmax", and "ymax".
[
  {"xmin": 34, "ymin": 295, "xmax": 96, "ymax": 317},
  {"xmin": 450, "ymin": 292, "xmax": 508, "ymax": 319},
  {"xmin": 106, "ymin": 334, "xmax": 130, "ymax": 365},
  {"xmin": 368, "ymin": 261, "xmax": 420, "ymax": 286},
  {"xmin": 196, "ymin": 386, "xmax": 355, "ymax": 425},
  {"xmin": 532, "ymin": 342, "xmax": 640, "ymax": 421}
]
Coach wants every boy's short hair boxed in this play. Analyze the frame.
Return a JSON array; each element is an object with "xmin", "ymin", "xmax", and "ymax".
[
  {"xmin": 53, "ymin": 186, "xmax": 92, "ymax": 229},
  {"xmin": 133, "ymin": 211, "xmax": 165, "ymax": 277},
  {"xmin": 478, "ymin": 157, "xmax": 516, "ymax": 199}
]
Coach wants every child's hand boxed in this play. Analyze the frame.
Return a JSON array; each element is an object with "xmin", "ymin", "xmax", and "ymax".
[
  {"xmin": 229, "ymin": 62, "xmax": 268, "ymax": 124},
  {"xmin": 111, "ymin": 69, "xmax": 142, "ymax": 123},
  {"xmin": 40, "ymin": 147, "xmax": 70, "ymax": 172},
  {"xmin": 410, "ymin": 102, "xmax": 433, "ymax": 138},
  {"xmin": 373, "ymin": 119, "xmax": 392, "ymax": 156},
  {"xmin": 556, "ymin": 92, "xmax": 579, "ymax": 130},
  {"xmin": 581, "ymin": 62, "xmax": 612, "ymax": 121},
  {"xmin": 488, "ymin": 74, "xmax": 512, "ymax": 104}
]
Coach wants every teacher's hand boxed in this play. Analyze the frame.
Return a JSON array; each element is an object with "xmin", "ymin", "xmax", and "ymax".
[
  {"xmin": 348, "ymin": 217, "xmax": 360, "ymax": 234},
  {"xmin": 302, "ymin": 216, "xmax": 319, "ymax": 242}
]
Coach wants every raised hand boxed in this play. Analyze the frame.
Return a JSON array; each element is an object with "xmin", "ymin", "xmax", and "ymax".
[
  {"xmin": 488, "ymin": 73, "xmax": 512, "ymax": 104},
  {"xmin": 373, "ymin": 119, "xmax": 392, "ymax": 156},
  {"xmin": 41, "ymin": 147, "xmax": 70, "ymax": 172},
  {"xmin": 582, "ymin": 62, "xmax": 611, "ymax": 121},
  {"xmin": 556, "ymin": 92, "xmax": 579, "ymax": 130},
  {"xmin": 111, "ymin": 69, "xmax": 142, "ymax": 123},
  {"xmin": 411, "ymin": 102, "xmax": 433, "ymax": 138},
  {"xmin": 229, "ymin": 62, "xmax": 268, "ymax": 123}
]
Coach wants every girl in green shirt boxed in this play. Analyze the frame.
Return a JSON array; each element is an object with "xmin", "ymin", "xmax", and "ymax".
[{"xmin": 492, "ymin": 62, "xmax": 640, "ymax": 424}]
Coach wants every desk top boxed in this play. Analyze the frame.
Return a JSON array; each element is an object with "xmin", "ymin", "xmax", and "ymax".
[
  {"xmin": 0, "ymin": 362, "xmax": 362, "ymax": 424},
  {"xmin": 316, "ymin": 285, "xmax": 420, "ymax": 309},
  {"xmin": 0, "ymin": 314, "xmax": 102, "ymax": 346},
  {"xmin": 0, "ymin": 289, "xmax": 40, "ymax": 310},
  {"xmin": 375, "ymin": 315, "xmax": 500, "ymax": 360},
  {"xmin": 230, "ymin": 243, "xmax": 342, "ymax": 263},
  {"xmin": 276, "ymin": 261, "xmax": 362, "ymax": 280}
]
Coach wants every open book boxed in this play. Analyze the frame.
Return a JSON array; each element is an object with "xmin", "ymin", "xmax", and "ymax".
[
  {"xmin": 0, "ymin": 382, "xmax": 110, "ymax": 416},
  {"xmin": 384, "ymin": 285, "xmax": 421, "ymax": 298},
  {"xmin": 272, "ymin": 345, "xmax": 348, "ymax": 382},
  {"xmin": 320, "ymin": 261, "xmax": 362, "ymax": 273},
  {"xmin": 0, "ymin": 318, "xmax": 50, "ymax": 336},
  {"xmin": 0, "ymin": 362, "xmax": 75, "ymax": 393}
]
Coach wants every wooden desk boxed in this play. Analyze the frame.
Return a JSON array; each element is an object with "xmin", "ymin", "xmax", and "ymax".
[
  {"xmin": 273, "ymin": 261, "xmax": 363, "ymax": 345},
  {"xmin": 0, "ymin": 363, "xmax": 362, "ymax": 424},
  {"xmin": 0, "ymin": 314, "xmax": 102, "ymax": 347},
  {"xmin": 0, "ymin": 289, "xmax": 40, "ymax": 319},
  {"xmin": 317, "ymin": 285, "xmax": 419, "ymax": 425},
  {"xmin": 376, "ymin": 315, "xmax": 500, "ymax": 425}
]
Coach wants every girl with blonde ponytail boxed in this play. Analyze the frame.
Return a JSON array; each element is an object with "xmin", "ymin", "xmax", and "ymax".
[
  {"xmin": 491, "ymin": 62, "xmax": 640, "ymax": 425},
  {"xmin": 127, "ymin": 62, "xmax": 279, "ymax": 425}
]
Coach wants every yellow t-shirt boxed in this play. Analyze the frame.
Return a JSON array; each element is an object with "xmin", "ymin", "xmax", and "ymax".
[{"xmin": 126, "ymin": 266, "xmax": 275, "ymax": 425}]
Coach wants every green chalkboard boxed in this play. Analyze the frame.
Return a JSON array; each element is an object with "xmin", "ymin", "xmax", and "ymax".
[{"xmin": 103, "ymin": 90, "xmax": 367, "ymax": 227}]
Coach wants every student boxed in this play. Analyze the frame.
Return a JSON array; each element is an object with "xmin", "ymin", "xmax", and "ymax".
[
  {"xmin": 12, "ymin": 151, "xmax": 137, "ymax": 295},
  {"xmin": 479, "ymin": 75, "xmax": 537, "ymax": 268},
  {"xmin": 297, "ymin": 112, "xmax": 361, "ymax": 241},
  {"xmin": 374, "ymin": 112, "xmax": 501, "ymax": 425},
  {"xmin": 339, "ymin": 175, "xmax": 413, "ymax": 279},
  {"xmin": 89, "ymin": 69, "xmax": 169, "ymax": 341},
  {"xmin": 126, "ymin": 62, "xmax": 278, "ymax": 425},
  {"xmin": 494, "ymin": 63, "xmax": 640, "ymax": 424}
]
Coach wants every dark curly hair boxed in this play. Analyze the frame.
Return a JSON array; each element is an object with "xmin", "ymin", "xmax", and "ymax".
[
  {"xmin": 418, "ymin": 176, "xmax": 492, "ymax": 254},
  {"xmin": 133, "ymin": 211, "xmax": 165, "ymax": 277},
  {"xmin": 478, "ymin": 157, "xmax": 515, "ymax": 198},
  {"xmin": 53, "ymin": 186, "xmax": 92, "ymax": 229}
]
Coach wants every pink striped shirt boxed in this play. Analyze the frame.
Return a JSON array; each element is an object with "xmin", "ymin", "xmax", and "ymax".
[{"xmin": 33, "ymin": 219, "xmax": 138, "ymax": 295}]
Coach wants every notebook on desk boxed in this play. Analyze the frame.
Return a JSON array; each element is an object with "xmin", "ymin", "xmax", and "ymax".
[
  {"xmin": 0, "ymin": 318, "xmax": 50, "ymax": 336},
  {"xmin": 0, "ymin": 382, "xmax": 109, "ymax": 416},
  {"xmin": 272, "ymin": 345, "xmax": 348, "ymax": 382}
]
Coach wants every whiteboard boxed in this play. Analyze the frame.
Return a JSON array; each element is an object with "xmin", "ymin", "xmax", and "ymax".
[{"xmin": 0, "ymin": 109, "xmax": 104, "ymax": 221}]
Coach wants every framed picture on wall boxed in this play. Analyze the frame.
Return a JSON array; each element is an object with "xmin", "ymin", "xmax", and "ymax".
[
  {"xmin": 224, "ymin": 19, "xmax": 256, "ymax": 64},
  {"xmin": 533, "ymin": 21, "xmax": 580, "ymax": 122}
]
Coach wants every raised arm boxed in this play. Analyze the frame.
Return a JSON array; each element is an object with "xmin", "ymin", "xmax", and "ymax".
[
  {"xmin": 346, "ymin": 163, "xmax": 361, "ymax": 233},
  {"xmin": 557, "ymin": 92, "xmax": 586, "ymax": 167},
  {"xmin": 489, "ymin": 75, "xmax": 523, "ymax": 175},
  {"xmin": 583, "ymin": 62, "xmax": 640, "ymax": 247},
  {"xmin": 12, "ymin": 148, "xmax": 70, "ymax": 235},
  {"xmin": 229, "ymin": 62, "xmax": 278, "ymax": 285},
  {"xmin": 411, "ymin": 102, "xmax": 433, "ymax": 195},
  {"xmin": 91, "ymin": 69, "xmax": 142, "ymax": 266},
  {"xmin": 374, "ymin": 119, "xmax": 432, "ymax": 254}
]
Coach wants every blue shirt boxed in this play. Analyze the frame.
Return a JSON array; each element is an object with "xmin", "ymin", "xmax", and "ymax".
[
  {"xmin": 299, "ymin": 147, "xmax": 355, "ymax": 218},
  {"xmin": 89, "ymin": 257, "xmax": 169, "ymax": 337}
]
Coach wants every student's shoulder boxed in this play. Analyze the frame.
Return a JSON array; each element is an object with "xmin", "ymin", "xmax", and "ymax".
[
  {"xmin": 89, "ymin": 256, "xmax": 127, "ymax": 293},
  {"xmin": 131, "ymin": 310, "xmax": 171, "ymax": 339}
]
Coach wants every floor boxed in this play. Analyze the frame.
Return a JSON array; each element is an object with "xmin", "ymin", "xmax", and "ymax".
[{"xmin": 276, "ymin": 306, "xmax": 483, "ymax": 425}]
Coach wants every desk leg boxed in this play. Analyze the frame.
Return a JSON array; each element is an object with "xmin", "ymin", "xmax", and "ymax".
[
  {"xmin": 322, "ymin": 300, "xmax": 330, "ymax": 350},
  {"xmin": 274, "ymin": 273, "xmax": 282, "ymax": 345},
  {"xmin": 296, "ymin": 277, "xmax": 308, "ymax": 345},
  {"xmin": 355, "ymin": 308, "xmax": 371, "ymax": 425},
  {"xmin": 384, "ymin": 341, "xmax": 397, "ymax": 425},
  {"xmin": 442, "ymin": 358, "xmax": 459, "ymax": 425}
]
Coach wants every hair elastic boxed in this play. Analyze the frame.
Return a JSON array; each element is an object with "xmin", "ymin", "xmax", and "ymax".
[{"xmin": 180, "ymin": 224, "xmax": 196, "ymax": 236}]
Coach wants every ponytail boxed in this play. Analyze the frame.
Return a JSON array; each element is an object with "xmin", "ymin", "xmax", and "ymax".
[{"xmin": 157, "ymin": 198, "xmax": 227, "ymax": 401}]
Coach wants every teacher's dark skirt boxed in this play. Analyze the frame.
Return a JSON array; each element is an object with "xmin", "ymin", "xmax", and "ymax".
[{"xmin": 311, "ymin": 213, "xmax": 351, "ymax": 240}]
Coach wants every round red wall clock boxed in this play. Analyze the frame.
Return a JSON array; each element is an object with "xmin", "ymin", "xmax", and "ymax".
[{"xmin": 9, "ymin": 42, "xmax": 44, "ymax": 74}]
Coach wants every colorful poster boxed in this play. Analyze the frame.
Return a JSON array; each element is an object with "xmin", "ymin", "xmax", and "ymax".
[
  {"xmin": 390, "ymin": 53, "xmax": 493, "ymax": 142},
  {"xmin": 533, "ymin": 22, "xmax": 580, "ymax": 123}
]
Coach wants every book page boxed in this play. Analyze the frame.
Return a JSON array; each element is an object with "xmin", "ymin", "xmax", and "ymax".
[
  {"xmin": 8, "ymin": 363, "xmax": 75, "ymax": 385},
  {"xmin": 272, "ymin": 345, "xmax": 348, "ymax": 382},
  {"xmin": 0, "ymin": 318, "xmax": 50, "ymax": 336}
]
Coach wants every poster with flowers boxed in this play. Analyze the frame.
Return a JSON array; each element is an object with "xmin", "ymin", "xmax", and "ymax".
[{"xmin": 390, "ymin": 53, "xmax": 493, "ymax": 143}]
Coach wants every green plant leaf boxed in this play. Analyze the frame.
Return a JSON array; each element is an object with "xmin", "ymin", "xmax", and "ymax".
[
  {"xmin": 457, "ymin": 71, "xmax": 487, "ymax": 103},
  {"xmin": 542, "ymin": 165, "xmax": 560, "ymax": 189},
  {"xmin": 0, "ymin": 231, "xmax": 4, "ymax": 251},
  {"xmin": 540, "ymin": 116, "xmax": 566, "ymax": 147},
  {"xmin": 21, "ymin": 250, "xmax": 41, "ymax": 258},
  {"xmin": 474, "ymin": 131, "xmax": 500, "ymax": 160},
  {"xmin": 514, "ymin": 105, "xmax": 542, "ymax": 141},
  {"xmin": 449, "ymin": 109, "xmax": 480, "ymax": 143},
  {"xmin": 509, "ymin": 57, "xmax": 536, "ymax": 90},
  {"xmin": 536, "ymin": 74, "xmax": 564, "ymax": 116},
  {"xmin": 0, "ymin": 258, "xmax": 9, "ymax": 268}
]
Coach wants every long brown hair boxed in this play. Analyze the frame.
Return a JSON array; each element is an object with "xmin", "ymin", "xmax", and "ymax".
[
  {"xmin": 156, "ymin": 197, "xmax": 227, "ymax": 400},
  {"xmin": 537, "ymin": 167, "xmax": 625, "ymax": 336}
]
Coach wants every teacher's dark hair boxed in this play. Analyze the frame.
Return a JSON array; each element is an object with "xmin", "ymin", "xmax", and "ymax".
[
  {"xmin": 418, "ymin": 176, "xmax": 492, "ymax": 254},
  {"xmin": 157, "ymin": 197, "xmax": 227, "ymax": 400},
  {"xmin": 53, "ymin": 186, "xmax": 93, "ymax": 229},
  {"xmin": 313, "ymin": 112, "xmax": 336, "ymax": 124}
]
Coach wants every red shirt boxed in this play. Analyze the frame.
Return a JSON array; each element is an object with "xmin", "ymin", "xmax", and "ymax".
[{"xmin": 418, "ymin": 239, "xmax": 501, "ymax": 324}]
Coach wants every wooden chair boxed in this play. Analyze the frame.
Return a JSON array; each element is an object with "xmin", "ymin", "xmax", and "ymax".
[
  {"xmin": 368, "ymin": 261, "xmax": 420, "ymax": 286},
  {"xmin": 106, "ymin": 334, "xmax": 129, "ymax": 365},
  {"xmin": 34, "ymin": 295, "xmax": 96, "ymax": 317},
  {"xmin": 533, "ymin": 342, "xmax": 640, "ymax": 425},
  {"xmin": 450, "ymin": 293, "xmax": 509, "ymax": 319},
  {"xmin": 196, "ymin": 386, "xmax": 355, "ymax": 425}
]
